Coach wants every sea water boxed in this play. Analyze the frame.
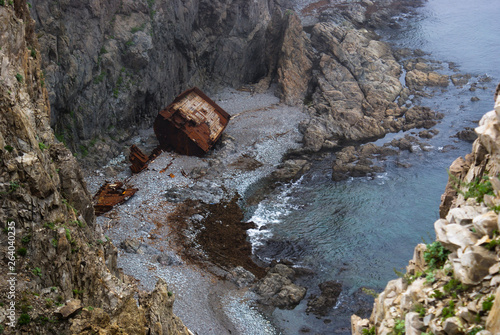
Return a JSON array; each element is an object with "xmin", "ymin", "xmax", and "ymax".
[{"xmin": 246, "ymin": 0, "xmax": 500, "ymax": 333}]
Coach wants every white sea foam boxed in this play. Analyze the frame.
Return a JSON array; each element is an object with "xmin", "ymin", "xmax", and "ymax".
[{"xmin": 246, "ymin": 177, "xmax": 304, "ymax": 250}]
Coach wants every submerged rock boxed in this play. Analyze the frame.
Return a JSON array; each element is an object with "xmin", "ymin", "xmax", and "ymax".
[{"xmin": 306, "ymin": 281, "xmax": 343, "ymax": 316}]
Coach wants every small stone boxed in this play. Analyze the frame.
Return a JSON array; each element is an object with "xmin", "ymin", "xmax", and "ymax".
[
  {"xmin": 56, "ymin": 299, "xmax": 82, "ymax": 319},
  {"xmin": 490, "ymin": 275, "xmax": 500, "ymax": 287},
  {"xmin": 443, "ymin": 317, "xmax": 463, "ymax": 334},
  {"xmin": 490, "ymin": 263, "xmax": 500, "ymax": 275},
  {"xmin": 120, "ymin": 238, "xmax": 141, "ymax": 253},
  {"xmin": 457, "ymin": 306, "xmax": 475, "ymax": 324},
  {"xmin": 230, "ymin": 266, "xmax": 256, "ymax": 288},
  {"xmin": 473, "ymin": 211, "xmax": 498, "ymax": 238},
  {"xmin": 157, "ymin": 251, "xmax": 183, "ymax": 266},
  {"xmin": 423, "ymin": 314, "xmax": 433, "ymax": 326}
]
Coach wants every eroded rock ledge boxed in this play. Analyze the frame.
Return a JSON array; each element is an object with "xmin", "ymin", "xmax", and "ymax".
[{"xmin": 351, "ymin": 90, "xmax": 500, "ymax": 335}]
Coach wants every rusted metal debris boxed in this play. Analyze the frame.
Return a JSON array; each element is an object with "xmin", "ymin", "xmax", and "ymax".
[
  {"xmin": 129, "ymin": 145, "xmax": 163, "ymax": 174},
  {"xmin": 154, "ymin": 87, "xmax": 230, "ymax": 156},
  {"xmin": 93, "ymin": 182, "xmax": 138, "ymax": 216},
  {"xmin": 129, "ymin": 145, "xmax": 149, "ymax": 173},
  {"xmin": 159, "ymin": 161, "xmax": 173, "ymax": 174}
]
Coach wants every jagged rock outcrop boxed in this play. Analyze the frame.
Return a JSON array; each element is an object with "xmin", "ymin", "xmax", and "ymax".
[
  {"xmin": 0, "ymin": 2, "xmax": 189, "ymax": 333},
  {"xmin": 351, "ymin": 90, "xmax": 500, "ymax": 335},
  {"xmin": 299, "ymin": 22, "xmax": 402, "ymax": 151},
  {"xmin": 297, "ymin": 21, "xmax": 444, "ymax": 153},
  {"xmin": 276, "ymin": 11, "xmax": 313, "ymax": 105}
]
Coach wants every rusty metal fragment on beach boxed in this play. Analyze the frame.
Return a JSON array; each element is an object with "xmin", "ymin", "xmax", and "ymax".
[
  {"xmin": 154, "ymin": 87, "xmax": 231, "ymax": 156},
  {"xmin": 129, "ymin": 145, "xmax": 149, "ymax": 173},
  {"xmin": 129, "ymin": 145, "xmax": 163, "ymax": 174},
  {"xmin": 93, "ymin": 182, "xmax": 138, "ymax": 216}
]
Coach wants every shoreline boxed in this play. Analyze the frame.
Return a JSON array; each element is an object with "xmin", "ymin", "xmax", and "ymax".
[
  {"xmin": 84, "ymin": 87, "xmax": 306, "ymax": 334},
  {"xmin": 80, "ymin": 3, "xmax": 495, "ymax": 334}
]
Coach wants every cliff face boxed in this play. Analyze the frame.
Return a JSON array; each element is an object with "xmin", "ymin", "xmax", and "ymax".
[
  {"xmin": 28, "ymin": 0, "xmax": 291, "ymax": 164},
  {"xmin": 28, "ymin": 0, "xmax": 432, "ymax": 166},
  {"xmin": 351, "ymin": 90, "xmax": 500, "ymax": 335},
  {"xmin": 0, "ymin": 2, "xmax": 189, "ymax": 333}
]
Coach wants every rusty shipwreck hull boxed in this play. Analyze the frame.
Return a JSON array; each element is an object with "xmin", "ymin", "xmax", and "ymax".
[{"xmin": 154, "ymin": 87, "xmax": 230, "ymax": 156}]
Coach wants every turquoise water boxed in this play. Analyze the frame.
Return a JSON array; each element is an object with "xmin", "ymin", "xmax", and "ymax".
[{"xmin": 247, "ymin": 0, "xmax": 500, "ymax": 333}]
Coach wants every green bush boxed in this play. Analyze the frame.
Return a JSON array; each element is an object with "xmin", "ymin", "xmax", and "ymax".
[
  {"xmin": 39, "ymin": 142, "xmax": 48, "ymax": 151},
  {"xmin": 424, "ymin": 241, "xmax": 450, "ymax": 270},
  {"xmin": 468, "ymin": 327, "xmax": 483, "ymax": 335},
  {"xmin": 443, "ymin": 278, "xmax": 468, "ymax": 298},
  {"xmin": 15, "ymin": 73, "xmax": 23, "ymax": 83},
  {"xmin": 362, "ymin": 327, "xmax": 375, "ymax": 335},
  {"xmin": 32, "ymin": 267, "xmax": 42, "ymax": 277},
  {"xmin": 18, "ymin": 313, "xmax": 31, "ymax": 325},
  {"xmin": 392, "ymin": 319, "xmax": 405, "ymax": 335},
  {"xmin": 17, "ymin": 248, "xmax": 27, "ymax": 256},
  {"xmin": 21, "ymin": 234, "xmax": 31, "ymax": 244},
  {"xmin": 483, "ymin": 295, "xmax": 495, "ymax": 312},
  {"xmin": 413, "ymin": 303, "xmax": 426, "ymax": 318},
  {"xmin": 442, "ymin": 300, "xmax": 455, "ymax": 320}
]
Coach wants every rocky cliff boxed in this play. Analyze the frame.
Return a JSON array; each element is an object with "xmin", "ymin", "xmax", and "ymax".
[
  {"xmin": 351, "ymin": 89, "xmax": 500, "ymax": 335},
  {"xmin": 0, "ymin": 2, "xmax": 189, "ymax": 334},
  {"xmin": 27, "ymin": 0, "xmax": 437, "ymax": 167},
  {"xmin": 28, "ymin": 0, "xmax": 293, "ymax": 165}
]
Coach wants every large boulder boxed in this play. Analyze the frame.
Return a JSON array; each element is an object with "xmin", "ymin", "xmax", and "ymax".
[
  {"xmin": 434, "ymin": 219, "xmax": 478, "ymax": 252},
  {"xmin": 453, "ymin": 246, "xmax": 498, "ymax": 285},
  {"xmin": 472, "ymin": 211, "xmax": 499, "ymax": 238},
  {"xmin": 253, "ymin": 264, "xmax": 307, "ymax": 309}
]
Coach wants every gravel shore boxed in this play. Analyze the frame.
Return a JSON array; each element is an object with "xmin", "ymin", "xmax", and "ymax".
[{"xmin": 84, "ymin": 87, "xmax": 306, "ymax": 335}]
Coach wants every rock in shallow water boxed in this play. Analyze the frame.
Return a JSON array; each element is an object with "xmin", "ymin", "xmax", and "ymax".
[
  {"xmin": 253, "ymin": 264, "xmax": 307, "ymax": 309},
  {"xmin": 306, "ymin": 281, "xmax": 343, "ymax": 316}
]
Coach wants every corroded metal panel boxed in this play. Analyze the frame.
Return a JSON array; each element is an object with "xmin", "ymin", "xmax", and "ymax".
[
  {"xmin": 129, "ymin": 145, "xmax": 149, "ymax": 173},
  {"xmin": 93, "ymin": 182, "xmax": 138, "ymax": 216}
]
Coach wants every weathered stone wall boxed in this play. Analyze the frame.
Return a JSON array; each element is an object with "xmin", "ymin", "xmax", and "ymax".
[
  {"xmin": 0, "ymin": 2, "xmax": 189, "ymax": 333},
  {"xmin": 352, "ymin": 91, "xmax": 500, "ymax": 335}
]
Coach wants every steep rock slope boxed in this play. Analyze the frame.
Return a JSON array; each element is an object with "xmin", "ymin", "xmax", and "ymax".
[
  {"xmin": 28, "ymin": 0, "xmax": 435, "ymax": 166},
  {"xmin": 28, "ymin": 0, "xmax": 291, "ymax": 163},
  {"xmin": 0, "ymin": 2, "xmax": 189, "ymax": 334},
  {"xmin": 351, "ymin": 90, "xmax": 500, "ymax": 335}
]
